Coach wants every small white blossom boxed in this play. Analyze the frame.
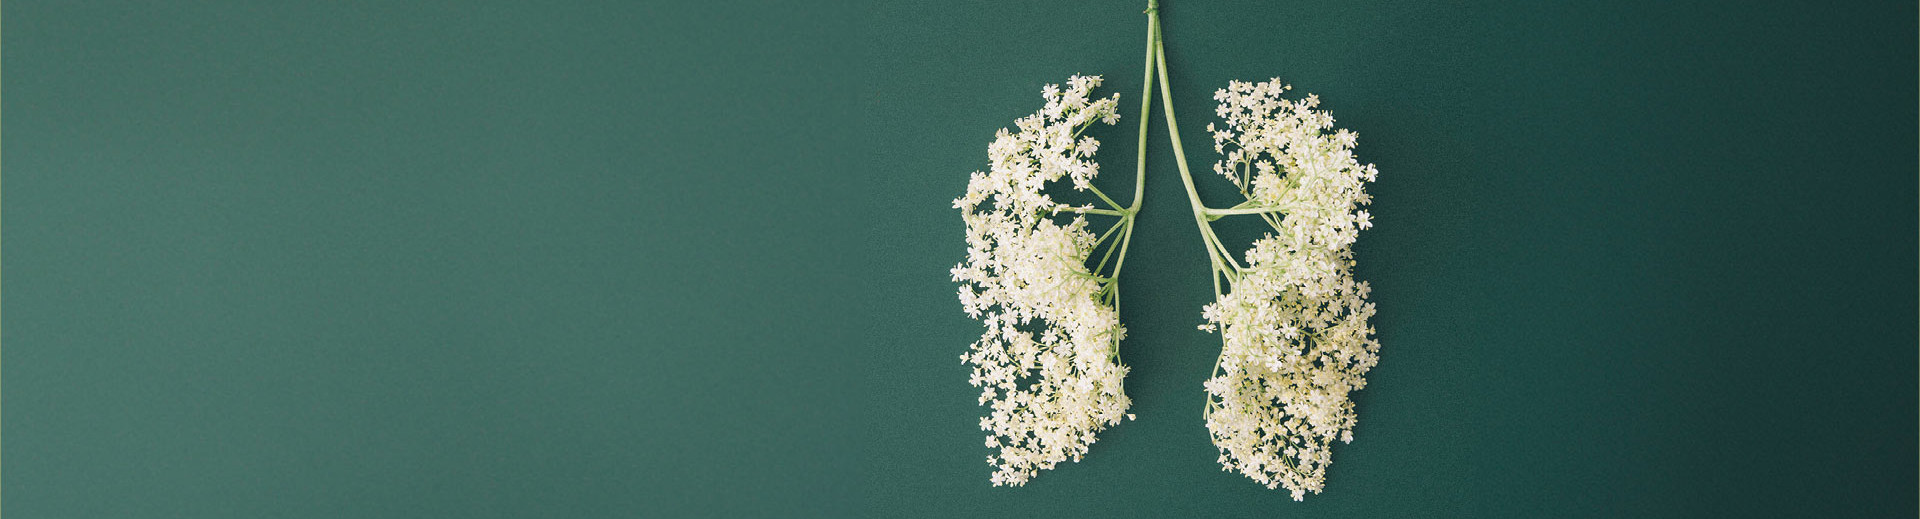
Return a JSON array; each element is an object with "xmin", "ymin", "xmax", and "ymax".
[
  {"xmin": 954, "ymin": 76, "xmax": 1130, "ymax": 487},
  {"xmin": 1201, "ymin": 78, "xmax": 1380, "ymax": 500}
]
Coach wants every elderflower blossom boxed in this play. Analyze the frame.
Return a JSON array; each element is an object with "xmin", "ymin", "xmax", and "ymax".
[
  {"xmin": 951, "ymin": 76, "xmax": 1132, "ymax": 487},
  {"xmin": 1201, "ymin": 78, "xmax": 1381, "ymax": 500}
]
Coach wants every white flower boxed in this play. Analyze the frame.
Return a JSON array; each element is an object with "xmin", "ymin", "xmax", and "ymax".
[
  {"xmin": 1200, "ymin": 78, "xmax": 1380, "ymax": 500},
  {"xmin": 953, "ymin": 75, "xmax": 1130, "ymax": 487}
]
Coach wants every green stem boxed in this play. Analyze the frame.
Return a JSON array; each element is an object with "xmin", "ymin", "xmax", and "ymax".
[
  {"xmin": 1259, "ymin": 211, "xmax": 1284, "ymax": 231},
  {"xmin": 1072, "ymin": 271, "xmax": 1114, "ymax": 283},
  {"xmin": 1061, "ymin": 206, "xmax": 1127, "ymax": 217},
  {"xmin": 1203, "ymin": 206, "xmax": 1286, "ymax": 217},
  {"xmin": 1085, "ymin": 184, "xmax": 1126, "ymax": 211},
  {"xmin": 1151, "ymin": 13, "xmax": 1226, "ymax": 280},
  {"xmin": 1202, "ymin": 222, "xmax": 1244, "ymax": 272},
  {"xmin": 1093, "ymin": 215, "xmax": 1130, "ymax": 275},
  {"xmin": 1094, "ymin": 215, "xmax": 1128, "ymax": 247},
  {"xmin": 1130, "ymin": 2, "xmax": 1157, "ymax": 214},
  {"xmin": 1145, "ymin": 6, "xmax": 1225, "ymax": 425},
  {"xmin": 1104, "ymin": 0, "xmax": 1160, "ymax": 285}
]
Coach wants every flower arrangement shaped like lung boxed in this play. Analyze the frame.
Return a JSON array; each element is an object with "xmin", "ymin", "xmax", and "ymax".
[{"xmin": 951, "ymin": 2, "xmax": 1386, "ymax": 499}]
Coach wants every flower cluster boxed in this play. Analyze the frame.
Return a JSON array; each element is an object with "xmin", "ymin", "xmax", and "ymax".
[
  {"xmin": 952, "ymin": 76, "xmax": 1133, "ymax": 487},
  {"xmin": 1200, "ymin": 79, "xmax": 1381, "ymax": 500}
]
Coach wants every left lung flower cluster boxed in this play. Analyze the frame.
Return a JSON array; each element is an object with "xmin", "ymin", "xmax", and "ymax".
[{"xmin": 951, "ymin": 76, "xmax": 1132, "ymax": 487}]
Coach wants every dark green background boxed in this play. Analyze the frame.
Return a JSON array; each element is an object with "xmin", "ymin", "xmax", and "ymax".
[{"xmin": 6, "ymin": 1, "xmax": 1915, "ymax": 517}]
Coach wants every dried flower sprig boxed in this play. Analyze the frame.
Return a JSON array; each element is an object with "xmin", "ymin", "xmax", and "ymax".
[{"xmin": 952, "ymin": 75, "xmax": 1146, "ymax": 487}]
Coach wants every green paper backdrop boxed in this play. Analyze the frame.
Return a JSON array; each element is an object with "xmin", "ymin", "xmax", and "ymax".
[{"xmin": 6, "ymin": 1, "xmax": 1915, "ymax": 517}]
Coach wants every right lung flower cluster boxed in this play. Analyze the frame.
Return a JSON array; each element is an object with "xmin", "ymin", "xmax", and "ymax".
[{"xmin": 1200, "ymin": 79, "xmax": 1381, "ymax": 501}]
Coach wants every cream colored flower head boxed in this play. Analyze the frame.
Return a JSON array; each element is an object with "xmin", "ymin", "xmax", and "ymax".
[
  {"xmin": 951, "ymin": 75, "xmax": 1132, "ymax": 487},
  {"xmin": 1201, "ymin": 78, "xmax": 1381, "ymax": 500}
]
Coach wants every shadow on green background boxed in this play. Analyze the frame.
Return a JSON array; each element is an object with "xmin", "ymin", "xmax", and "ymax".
[{"xmin": 5, "ymin": 1, "xmax": 1916, "ymax": 517}]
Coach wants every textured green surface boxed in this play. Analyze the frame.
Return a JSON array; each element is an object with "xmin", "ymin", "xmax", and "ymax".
[
  {"xmin": 3, "ymin": 2, "xmax": 861, "ymax": 516},
  {"xmin": 6, "ymin": 1, "xmax": 1918, "ymax": 517}
]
